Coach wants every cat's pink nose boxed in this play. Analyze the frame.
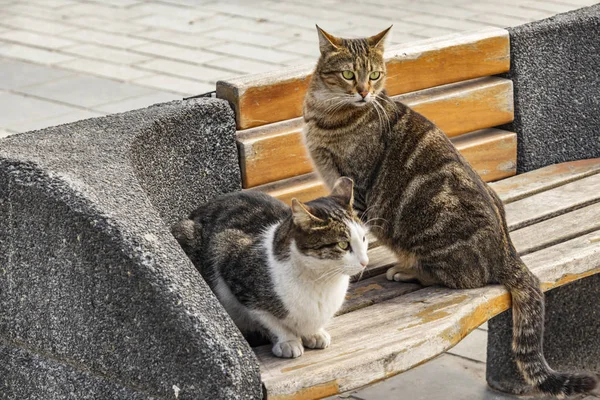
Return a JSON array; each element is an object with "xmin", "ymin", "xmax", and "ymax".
[
  {"xmin": 360, "ymin": 259, "xmax": 369, "ymax": 268},
  {"xmin": 359, "ymin": 91, "xmax": 369, "ymax": 99}
]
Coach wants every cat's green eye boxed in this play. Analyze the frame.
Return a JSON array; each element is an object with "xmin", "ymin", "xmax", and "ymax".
[
  {"xmin": 369, "ymin": 71, "xmax": 381, "ymax": 80},
  {"xmin": 342, "ymin": 70, "xmax": 355, "ymax": 80},
  {"xmin": 338, "ymin": 241, "xmax": 349, "ymax": 250}
]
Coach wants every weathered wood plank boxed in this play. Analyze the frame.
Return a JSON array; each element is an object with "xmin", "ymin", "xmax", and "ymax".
[
  {"xmin": 341, "ymin": 274, "xmax": 421, "ymax": 315},
  {"xmin": 218, "ymin": 27, "xmax": 510, "ymax": 129},
  {"xmin": 252, "ymin": 128, "xmax": 517, "ymax": 204},
  {"xmin": 239, "ymin": 77, "xmax": 514, "ymax": 187},
  {"xmin": 255, "ymin": 173, "xmax": 329, "ymax": 206},
  {"xmin": 490, "ymin": 158, "xmax": 600, "ymax": 204},
  {"xmin": 452, "ymin": 128, "xmax": 516, "ymax": 182},
  {"xmin": 259, "ymin": 230, "xmax": 600, "ymax": 399},
  {"xmin": 512, "ymin": 202, "xmax": 600, "ymax": 256},
  {"xmin": 505, "ymin": 172, "xmax": 600, "ymax": 231},
  {"xmin": 397, "ymin": 77, "xmax": 513, "ymax": 137}
]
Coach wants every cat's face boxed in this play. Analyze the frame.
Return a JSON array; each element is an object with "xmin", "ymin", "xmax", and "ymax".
[
  {"xmin": 291, "ymin": 177, "xmax": 369, "ymax": 276},
  {"xmin": 312, "ymin": 26, "xmax": 391, "ymax": 107}
]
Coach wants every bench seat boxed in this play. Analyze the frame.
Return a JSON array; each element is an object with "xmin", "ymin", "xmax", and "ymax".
[{"xmin": 256, "ymin": 159, "xmax": 600, "ymax": 400}]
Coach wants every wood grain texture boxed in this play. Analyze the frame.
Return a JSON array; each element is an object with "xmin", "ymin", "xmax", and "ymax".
[
  {"xmin": 238, "ymin": 77, "xmax": 514, "ymax": 188},
  {"xmin": 218, "ymin": 27, "xmax": 510, "ymax": 129},
  {"xmin": 504, "ymin": 172, "xmax": 600, "ymax": 231},
  {"xmin": 489, "ymin": 158, "xmax": 600, "ymax": 204},
  {"xmin": 341, "ymin": 274, "xmax": 421, "ymax": 315},
  {"xmin": 251, "ymin": 128, "xmax": 517, "ymax": 204},
  {"xmin": 253, "ymin": 173, "xmax": 329, "ymax": 205},
  {"xmin": 511, "ymin": 202, "xmax": 600, "ymax": 256}
]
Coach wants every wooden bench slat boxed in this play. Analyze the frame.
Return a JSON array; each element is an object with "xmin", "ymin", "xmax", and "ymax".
[
  {"xmin": 239, "ymin": 77, "xmax": 514, "ymax": 188},
  {"xmin": 340, "ymin": 274, "xmax": 421, "ymax": 315},
  {"xmin": 217, "ymin": 27, "xmax": 510, "ymax": 130},
  {"xmin": 259, "ymin": 230, "xmax": 600, "ymax": 399},
  {"xmin": 512, "ymin": 202, "xmax": 600, "ymax": 256},
  {"xmin": 253, "ymin": 128, "xmax": 517, "ymax": 204},
  {"xmin": 397, "ymin": 76, "xmax": 514, "ymax": 137},
  {"xmin": 258, "ymin": 173, "xmax": 329, "ymax": 206},
  {"xmin": 489, "ymin": 158, "xmax": 600, "ymax": 204},
  {"xmin": 505, "ymin": 172, "xmax": 600, "ymax": 231}
]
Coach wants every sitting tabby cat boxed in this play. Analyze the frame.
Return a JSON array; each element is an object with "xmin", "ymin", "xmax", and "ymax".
[
  {"xmin": 171, "ymin": 177, "xmax": 368, "ymax": 358},
  {"xmin": 303, "ymin": 26, "xmax": 597, "ymax": 395}
]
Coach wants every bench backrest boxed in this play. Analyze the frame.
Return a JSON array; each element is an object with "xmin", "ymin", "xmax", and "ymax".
[{"xmin": 216, "ymin": 27, "xmax": 515, "ymax": 204}]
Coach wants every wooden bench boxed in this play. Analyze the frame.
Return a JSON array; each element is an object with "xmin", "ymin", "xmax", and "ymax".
[{"xmin": 216, "ymin": 28, "xmax": 600, "ymax": 399}]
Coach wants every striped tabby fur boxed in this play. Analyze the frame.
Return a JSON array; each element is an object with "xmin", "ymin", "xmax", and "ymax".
[
  {"xmin": 302, "ymin": 26, "xmax": 597, "ymax": 397},
  {"xmin": 172, "ymin": 178, "xmax": 369, "ymax": 359}
]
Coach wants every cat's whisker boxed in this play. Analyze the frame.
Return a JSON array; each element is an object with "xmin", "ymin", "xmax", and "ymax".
[
  {"xmin": 376, "ymin": 94, "xmax": 400, "ymax": 124},
  {"xmin": 373, "ymin": 99, "xmax": 391, "ymax": 134},
  {"xmin": 322, "ymin": 98, "xmax": 349, "ymax": 115},
  {"xmin": 373, "ymin": 100, "xmax": 389, "ymax": 134},
  {"xmin": 370, "ymin": 100, "xmax": 385, "ymax": 134},
  {"xmin": 376, "ymin": 93, "xmax": 396, "ymax": 108},
  {"xmin": 315, "ymin": 267, "xmax": 344, "ymax": 283},
  {"xmin": 364, "ymin": 217, "xmax": 389, "ymax": 226},
  {"xmin": 356, "ymin": 268, "xmax": 366, "ymax": 282}
]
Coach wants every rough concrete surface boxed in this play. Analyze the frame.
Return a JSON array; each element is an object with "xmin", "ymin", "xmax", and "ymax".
[
  {"xmin": 504, "ymin": 4, "xmax": 600, "ymax": 173},
  {"xmin": 0, "ymin": 98, "xmax": 262, "ymax": 399}
]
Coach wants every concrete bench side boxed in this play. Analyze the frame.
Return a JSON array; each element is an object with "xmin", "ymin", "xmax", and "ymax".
[{"xmin": 0, "ymin": 98, "xmax": 263, "ymax": 399}]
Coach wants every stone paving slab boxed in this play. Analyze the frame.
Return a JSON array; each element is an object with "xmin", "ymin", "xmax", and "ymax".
[
  {"xmin": 93, "ymin": 91, "xmax": 180, "ymax": 114},
  {"xmin": 8, "ymin": 108, "xmax": 105, "ymax": 133},
  {"xmin": 0, "ymin": 59, "xmax": 74, "ymax": 90},
  {"xmin": 0, "ymin": 91, "xmax": 85, "ymax": 130},
  {"xmin": 16, "ymin": 74, "xmax": 154, "ymax": 108}
]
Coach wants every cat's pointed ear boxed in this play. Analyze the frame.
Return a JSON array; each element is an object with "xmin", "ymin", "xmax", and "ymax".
[
  {"xmin": 367, "ymin": 25, "xmax": 392, "ymax": 50},
  {"xmin": 330, "ymin": 177, "xmax": 354, "ymax": 210},
  {"xmin": 316, "ymin": 25, "xmax": 342, "ymax": 54},
  {"xmin": 291, "ymin": 198, "xmax": 323, "ymax": 229}
]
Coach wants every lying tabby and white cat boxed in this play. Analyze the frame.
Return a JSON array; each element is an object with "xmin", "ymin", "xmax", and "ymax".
[
  {"xmin": 172, "ymin": 177, "xmax": 368, "ymax": 358},
  {"xmin": 303, "ymin": 26, "xmax": 597, "ymax": 396}
]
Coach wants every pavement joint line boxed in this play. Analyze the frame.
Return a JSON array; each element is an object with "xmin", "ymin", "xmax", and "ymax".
[
  {"xmin": 0, "ymin": 9, "xmax": 157, "ymax": 43},
  {"xmin": 444, "ymin": 350, "xmax": 487, "ymax": 365},
  {"xmin": 128, "ymin": 65, "xmax": 225, "ymax": 85},
  {"xmin": 5, "ymin": 87, "xmax": 111, "ymax": 114},
  {"xmin": 5, "ymin": 74, "xmax": 179, "ymax": 114},
  {"xmin": 0, "ymin": 35, "xmax": 82, "ymax": 51},
  {"xmin": 89, "ymin": 91, "xmax": 183, "ymax": 109},
  {"xmin": 135, "ymin": 0, "xmax": 196, "ymax": 10}
]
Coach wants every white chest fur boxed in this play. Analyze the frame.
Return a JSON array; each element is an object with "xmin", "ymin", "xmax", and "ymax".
[{"xmin": 263, "ymin": 225, "xmax": 350, "ymax": 337}]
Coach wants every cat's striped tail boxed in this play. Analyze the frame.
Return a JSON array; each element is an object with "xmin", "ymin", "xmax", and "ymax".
[{"xmin": 502, "ymin": 260, "xmax": 598, "ymax": 397}]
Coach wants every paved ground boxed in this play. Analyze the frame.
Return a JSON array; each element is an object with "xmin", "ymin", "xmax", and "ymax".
[
  {"xmin": 1, "ymin": 0, "xmax": 598, "ymax": 137},
  {"xmin": 329, "ymin": 322, "xmax": 600, "ymax": 399},
  {"xmin": 2, "ymin": 0, "xmax": 599, "ymax": 398}
]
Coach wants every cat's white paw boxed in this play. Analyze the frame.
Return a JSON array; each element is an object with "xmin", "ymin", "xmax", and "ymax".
[
  {"xmin": 302, "ymin": 329, "xmax": 331, "ymax": 349},
  {"xmin": 272, "ymin": 339, "xmax": 304, "ymax": 358}
]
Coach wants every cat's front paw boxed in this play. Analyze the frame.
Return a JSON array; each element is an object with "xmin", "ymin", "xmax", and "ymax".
[
  {"xmin": 302, "ymin": 329, "xmax": 331, "ymax": 349},
  {"xmin": 272, "ymin": 339, "xmax": 304, "ymax": 358},
  {"xmin": 386, "ymin": 265, "xmax": 419, "ymax": 282}
]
